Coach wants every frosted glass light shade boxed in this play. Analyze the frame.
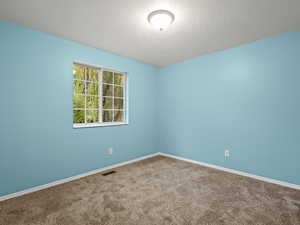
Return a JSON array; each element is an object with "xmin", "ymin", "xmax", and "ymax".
[{"xmin": 148, "ymin": 10, "xmax": 175, "ymax": 30}]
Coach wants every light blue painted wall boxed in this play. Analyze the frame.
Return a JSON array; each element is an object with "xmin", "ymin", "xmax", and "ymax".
[
  {"xmin": 158, "ymin": 30, "xmax": 300, "ymax": 185},
  {"xmin": 0, "ymin": 21, "xmax": 158, "ymax": 196},
  {"xmin": 1, "ymin": 20, "xmax": 300, "ymax": 197}
]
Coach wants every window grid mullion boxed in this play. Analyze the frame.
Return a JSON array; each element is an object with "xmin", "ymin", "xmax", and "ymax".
[
  {"xmin": 84, "ymin": 67, "xmax": 87, "ymax": 124},
  {"xmin": 123, "ymin": 73, "xmax": 126, "ymax": 122},
  {"xmin": 98, "ymin": 69, "xmax": 103, "ymax": 123},
  {"xmin": 73, "ymin": 94, "xmax": 123, "ymax": 99},
  {"xmin": 103, "ymin": 82, "xmax": 123, "ymax": 87},
  {"xmin": 112, "ymin": 72, "xmax": 114, "ymax": 122},
  {"xmin": 74, "ymin": 79, "xmax": 99, "ymax": 83}
]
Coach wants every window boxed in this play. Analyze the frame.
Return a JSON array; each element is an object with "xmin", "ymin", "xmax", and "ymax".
[{"xmin": 73, "ymin": 62, "xmax": 126, "ymax": 128}]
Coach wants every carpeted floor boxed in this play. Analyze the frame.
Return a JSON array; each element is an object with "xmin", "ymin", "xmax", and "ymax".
[{"xmin": 1, "ymin": 156, "xmax": 300, "ymax": 225}]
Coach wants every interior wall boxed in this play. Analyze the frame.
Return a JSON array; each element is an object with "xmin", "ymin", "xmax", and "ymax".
[
  {"xmin": 158, "ymin": 29, "xmax": 300, "ymax": 185},
  {"xmin": 1, "ymin": 20, "xmax": 300, "ymax": 198},
  {"xmin": 0, "ymin": 21, "xmax": 159, "ymax": 197}
]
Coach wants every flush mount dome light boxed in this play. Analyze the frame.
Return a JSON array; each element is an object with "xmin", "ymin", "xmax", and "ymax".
[{"xmin": 148, "ymin": 10, "xmax": 175, "ymax": 31}]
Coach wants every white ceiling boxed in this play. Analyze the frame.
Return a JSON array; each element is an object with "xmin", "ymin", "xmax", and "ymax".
[{"xmin": 1, "ymin": 0, "xmax": 300, "ymax": 67}]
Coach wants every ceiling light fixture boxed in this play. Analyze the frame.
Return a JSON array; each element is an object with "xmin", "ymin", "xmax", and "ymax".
[{"xmin": 148, "ymin": 10, "xmax": 175, "ymax": 31}]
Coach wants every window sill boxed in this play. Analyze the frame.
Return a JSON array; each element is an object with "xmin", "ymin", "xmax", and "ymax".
[{"xmin": 73, "ymin": 122, "xmax": 128, "ymax": 128}]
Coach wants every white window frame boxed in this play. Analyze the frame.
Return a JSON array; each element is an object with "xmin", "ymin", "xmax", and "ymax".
[{"xmin": 73, "ymin": 61, "xmax": 128, "ymax": 128}]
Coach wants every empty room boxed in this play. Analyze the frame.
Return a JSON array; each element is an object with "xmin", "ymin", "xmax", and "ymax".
[{"xmin": 1, "ymin": 1, "xmax": 300, "ymax": 224}]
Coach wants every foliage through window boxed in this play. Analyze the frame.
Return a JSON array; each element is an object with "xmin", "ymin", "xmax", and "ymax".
[{"xmin": 73, "ymin": 63, "xmax": 126, "ymax": 127}]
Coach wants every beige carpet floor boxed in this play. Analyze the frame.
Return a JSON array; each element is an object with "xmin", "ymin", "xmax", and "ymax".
[{"xmin": 0, "ymin": 156, "xmax": 300, "ymax": 225}]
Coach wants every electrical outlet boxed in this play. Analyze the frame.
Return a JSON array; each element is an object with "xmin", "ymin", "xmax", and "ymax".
[
  {"xmin": 108, "ymin": 147, "xmax": 113, "ymax": 155},
  {"xmin": 225, "ymin": 150, "xmax": 230, "ymax": 157}
]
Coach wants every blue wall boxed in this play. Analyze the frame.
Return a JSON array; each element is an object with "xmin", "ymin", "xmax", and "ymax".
[
  {"xmin": 158, "ymin": 30, "xmax": 300, "ymax": 185},
  {"xmin": 0, "ymin": 21, "xmax": 158, "ymax": 196},
  {"xmin": 1, "ymin": 20, "xmax": 300, "ymax": 197}
]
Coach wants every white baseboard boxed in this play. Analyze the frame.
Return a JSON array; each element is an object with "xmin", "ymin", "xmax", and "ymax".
[
  {"xmin": 158, "ymin": 152, "xmax": 300, "ymax": 190},
  {"xmin": 0, "ymin": 153, "xmax": 160, "ymax": 202},
  {"xmin": 1, "ymin": 152, "xmax": 299, "ymax": 202}
]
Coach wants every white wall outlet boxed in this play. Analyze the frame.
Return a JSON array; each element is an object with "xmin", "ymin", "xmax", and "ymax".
[
  {"xmin": 225, "ymin": 150, "xmax": 230, "ymax": 157},
  {"xmin": 108, "ymin": 147, "xmax": 113, "ymax": 155}
]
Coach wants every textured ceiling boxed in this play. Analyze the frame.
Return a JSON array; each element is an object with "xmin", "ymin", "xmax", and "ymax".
[{"xmin": 1, "ymin": 0, "xmax": 300, "ymax": 66}]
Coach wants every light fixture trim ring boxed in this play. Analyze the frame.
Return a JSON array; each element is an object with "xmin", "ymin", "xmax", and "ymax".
[{"xmin": 148, "ymin": 9, "xmax": 175, "ymax": 29}]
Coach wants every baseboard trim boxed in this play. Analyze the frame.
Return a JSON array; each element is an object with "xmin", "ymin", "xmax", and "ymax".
[
  {"xmin": 158, "ymin": 152, "xmax": 300, "ymax": 190},
  {"xmin": 0, "ymin": 153, "xmax": 160, "ymax": 202},
  {"xmin": 2, "ymin": 152, "xmax": 299, "ymax": 201}
]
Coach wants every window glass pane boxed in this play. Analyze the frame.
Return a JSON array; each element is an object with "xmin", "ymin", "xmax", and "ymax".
[
  {"xmin": 73, "ymin": 64, "xmax": 126, "ymax": 126},
  {"xmin": 103, "ymin": 71, "xmax": 113, "ymax": 84},
  {"xmin": 73, "ymin": 110, "xmax": 85, "ymax": 123},
  {"xmin": 103, "ymin": 84, "xmax": 113, "ymax": 96},
  {"xmin": 103, "ymin": 110, "xmax": 113, "ymax": 122},
  {"xmin": 114, "ymin": 98, "xmax": 123, "ymax": 109},
  {"xmin": 114, "ymin": 73, "xmax": 124, "ymax": 86},
  {"xmin": 114, "ymin": 110, "xmax": 124, "ymax": 122},
  {"xmin": 86, "ymin": 68, "xmax": 98, "ymax": 82},
  {"xmin": 86, "ymin": 110, "xmax": 98, "ymax": 123},
  {"xmin": 103, "ymin": 97, "xmax": 113, "ymax": 109},
  {"xmin": 87, "ymin": 96, "xmax": 98, "ymax": 109},
  {"xmin": 73, "ymin": 95, "xmax": 85, "ymax": 109},
  {"xmin": 73, "ymin": 64, "xmax": 85, "ymax": 80},
  {"xmin": 114, "ymin": 86, "xmax": 123, "ymax": 97},
  {"xmin": 73, "ymin": 80, "xmax": 85, "ymax": 94},
  {"xmin": 86, "ymin": 82, "xmax": 98, "ymax": 95}
]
